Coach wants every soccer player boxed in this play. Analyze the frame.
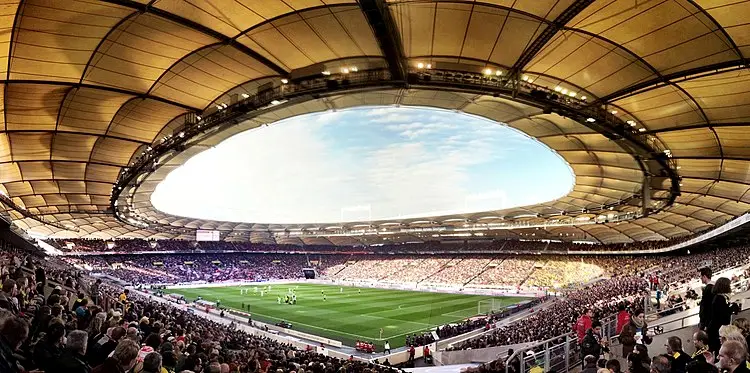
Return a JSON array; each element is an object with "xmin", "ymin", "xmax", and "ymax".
[
  {"xmin": 277, "ymin": 296, "xmax": 281, "ymax": 304},
  {"xmin": 292, "ymin": 294, "xmax": 297, "ymax": 304},
  {"xmin": 340, "ymin": 287, "xmax": 343, "ymax": 293},
  {"xmin": 260, "ymin": 290, "xmax": 264, "ymax": 297},
  {"xmin": 358, "ymin": 289, "xmax": 361, "ymax": 294},
  {"xmin": 323, "ymin": 294, "xmax": 327, "ymax": 302},
  {"xmin": 254, "ymin": 286, "xmax": 258, "ymax": 293}
]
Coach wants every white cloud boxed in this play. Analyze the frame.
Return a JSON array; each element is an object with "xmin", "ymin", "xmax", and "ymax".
[
  {"xmin": 152, "ymin": 106, "xmax": 573, "ymax": 224},
  {"xmin": 371, "ymin": 112, "xmax": 412, "ymax": 123}
]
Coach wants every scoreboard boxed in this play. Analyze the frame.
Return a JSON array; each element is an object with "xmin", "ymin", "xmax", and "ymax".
[{"xmin": 196, "ymin": 230, "xmax": 221, "ymax": 241}]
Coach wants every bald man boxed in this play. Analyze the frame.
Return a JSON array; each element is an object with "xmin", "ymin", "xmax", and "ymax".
[
  {"xmin": 718, "ymin": 340, "xmax": 750, "ymax": 373},
  {"xmin": 692, "ymin": 330, "xmax": 712, "ymax": 362}
]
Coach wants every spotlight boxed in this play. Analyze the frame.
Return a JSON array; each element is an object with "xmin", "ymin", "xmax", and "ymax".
[
  {"xmin": 417, "ymin": 63, "xmax": 424, "ymax": 69},
  {"xmin": 322, "ymin": 71, "xmax": 331, "ymax": 75},
  {"xmin": 554, "ymin": 86, "xmax": 562, "ymax": 92},
  {"xmin": 522, "ymin": 75, "xmax": 529, "ymax": 81},
  {"xmin": 568, "ymin": 92, "xmax": 576, "ymax": 97},
  {"xmin": 638, "ymin": 128, "xmax": 646, "ymax": 132},
  {"xmin": 426, "ymin": 63, "xmax": 432, "ymax": 69},
  {"xmin": 561, "ymin": 88, "xmax": 568, "ymax": 95},
  {"xmin": 341, "ymin": 67, "xmax": 349, "ymax": 74},
  {"xmin": 351, "ymin": 66, "xmax": 358, "ymax": 72},
  {"xmin": 627, "ymin": 120, "xmax": 636, "ymax": 126},
  {"xmin": 586, "ymin": 118, "xmax": 596, "ymax": 122},
  {"xmin": 580, "ymin": 96, "xmax": 587, "ymax": 100},
  {"xmin": 611, "ymin": 110, "xmax": 618, "ymax": 115},
  {"xmin": 281, "ymin": 78, "xmax": 289, "ymax": 84},
  {"xmin": 483, "ymin": 68, "xmax": 492, "ymax": 75},
  {"xmin": 242, "ymin": 93, "xmax": 250, "ymax": 98}
]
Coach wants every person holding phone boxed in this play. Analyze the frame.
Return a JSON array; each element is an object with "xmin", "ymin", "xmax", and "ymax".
[{"xmin": 619, "ymin": 309, "xmax": 652, "ymax": 358}]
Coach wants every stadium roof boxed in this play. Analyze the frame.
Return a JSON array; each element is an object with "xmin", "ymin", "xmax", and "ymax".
[{"xmin": 0, "ymin": 0, "xmax": 749, "ymax": 245}]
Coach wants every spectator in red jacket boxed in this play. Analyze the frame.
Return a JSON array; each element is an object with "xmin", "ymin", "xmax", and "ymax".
[
  {"xmin": 616, "ymin": 303, "xmax": 630, "ymax": 335},
  {"xmin": 576, "ymin": 308, "xmax": 594, "ymax": 342}
]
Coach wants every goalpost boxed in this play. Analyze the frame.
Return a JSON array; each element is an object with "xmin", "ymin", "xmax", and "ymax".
[{"xmin": 477, "ymin": 299, "xmax": 505, "ymax": 315}]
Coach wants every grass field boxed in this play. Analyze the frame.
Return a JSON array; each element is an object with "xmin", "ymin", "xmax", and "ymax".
[{"xmin": 171, "ymin": 283, "xmax": 527, "ymax": 349}]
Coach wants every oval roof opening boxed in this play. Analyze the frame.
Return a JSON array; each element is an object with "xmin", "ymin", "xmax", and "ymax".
[{"xmin": 152, "ymin": 106, "xmax": 575, "ymax": 224}]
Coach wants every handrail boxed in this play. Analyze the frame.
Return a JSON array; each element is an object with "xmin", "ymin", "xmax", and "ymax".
[{"xmin": 504, "ymin": 333, "xmax": 576, "ymax": 373}]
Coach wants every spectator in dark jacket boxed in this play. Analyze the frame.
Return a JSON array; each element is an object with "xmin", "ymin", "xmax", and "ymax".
[
  {"xmin": 581, "ymin": 355, "xmax": 598, "ymax": 373},
  {"xmin": 141, "ymin": 352, "xmax": 162, "ymax": 373},
  {"xmin": 665, "ymin": 336, "xmax": 691, "ymax": 373},
  {"xmin": 709, "ymin": 277, "xmax": 732, "ymax": 354},
  {"xmin": 92, "ymin": 339, "xmax": 139, "ymax": 373},
  {"xmin": 717, "ymin": 340, "xmax": 750, "ymax": 373},
  {"xmin": 49, "ymin": 330, "xmax": 90, "ymax": 373},
  {"xmin": 650, "ymin": 355, "xmax": 671, "ymax": 373},
  {"xmin": 699, "ymin": 267, "xmax": 714, "ymax": 330},
  {"xmin": 0, "ymin": 279, "xmax": 18, "ymax": 314},
  {"xmin": 32, "ymin": 322, "xmax": 65, "ymax": 371},
  {"xmin": 0, "ymin": 316, "xmax": 29, "ymax": 373},
  {"xmin": 620, "ymin": 309, "xmax": 652, "ymax": 357},
  {"xmin": 581, "ymin": 321, "xmax": 603, "ymax": 363},
  {"xmin": 88, "ymin": 326, "xmax": 126, "ymax": 367}
]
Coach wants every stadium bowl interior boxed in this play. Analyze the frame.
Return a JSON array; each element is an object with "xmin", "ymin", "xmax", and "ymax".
[{"xmin": 0, "ymin": 0, "xmax": 749, "ymax": 247}]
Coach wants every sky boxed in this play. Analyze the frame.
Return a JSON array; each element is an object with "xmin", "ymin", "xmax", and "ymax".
[{"xmin": 151, "ymin": 106, "xmax": 575, "ymax": 224}]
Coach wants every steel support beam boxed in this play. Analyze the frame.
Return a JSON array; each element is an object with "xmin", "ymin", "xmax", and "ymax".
[
  {"xmin": 597, "ymin": 59, "xmax": 748, "ymax": 103},
  {"xmin": 360, "ymin": 0, "xmax": 407, "ymax": 81},
  {"xmin": 509, "ymin": 0, "xmax": 595, "ymax": 75}
]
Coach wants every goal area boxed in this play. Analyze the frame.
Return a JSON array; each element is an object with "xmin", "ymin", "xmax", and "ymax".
[{"xmin": 477, "ymin": 299, "xmax": 506, "ymax": 315}]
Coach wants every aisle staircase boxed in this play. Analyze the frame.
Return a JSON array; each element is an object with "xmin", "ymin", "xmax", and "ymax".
[{"xmin": 463, "ymin": 258, "xmax": 503, "ymax": 286}]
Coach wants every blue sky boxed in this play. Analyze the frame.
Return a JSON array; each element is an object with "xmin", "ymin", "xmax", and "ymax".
[{"xmin": 151, "ymin": 106, "xmax": 574, "ymax": 224}]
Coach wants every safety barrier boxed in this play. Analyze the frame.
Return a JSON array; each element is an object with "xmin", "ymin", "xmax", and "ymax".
[{"xmin": 503, "ymin": 334, "xmax": 577, "ymax": 373}]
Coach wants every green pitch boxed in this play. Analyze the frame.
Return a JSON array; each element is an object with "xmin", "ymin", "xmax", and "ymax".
[{"xmin": 171, "ymin": 283, "xmax": 527, "ymax": 349}]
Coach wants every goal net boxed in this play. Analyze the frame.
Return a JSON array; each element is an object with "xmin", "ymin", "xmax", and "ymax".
[{"xmin": 477, "ymin": 299, "xmax": 505, "ymax": 315}]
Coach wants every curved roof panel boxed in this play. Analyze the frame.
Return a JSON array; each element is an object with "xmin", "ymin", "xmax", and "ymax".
[{"xmin": 0, "ymin": 0, "xmax": 744, "ymax": 246}]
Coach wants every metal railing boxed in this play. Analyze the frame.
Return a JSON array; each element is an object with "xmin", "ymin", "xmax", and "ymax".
[{"xmin": 504, "ymin": 334, "xmax": 577, "ymax": 373}]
